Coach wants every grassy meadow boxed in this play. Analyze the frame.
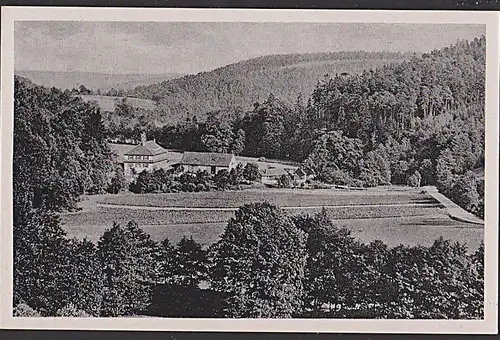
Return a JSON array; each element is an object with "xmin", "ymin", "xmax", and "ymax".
[
  {"xmin": 60, "ymin": 188, "xmax": 483, "ymax": 251},
  {"xmin": 95, "ymin": 189, "xmax": 437, "ymax": 208}
]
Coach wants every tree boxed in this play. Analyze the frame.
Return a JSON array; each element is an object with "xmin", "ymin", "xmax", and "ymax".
[
  {"xmin": 78, "ymin": 84, "xmax": 91, "ymax": 95},
  {"xmin": 170, "ymin": 236, "xmax": 207, "ymax": 287},
  {"xmin": 214, "ymin": 169, "xmax": 231, "ymax": 190},
  {"xmin": 65, "ymin": 238, "xmax": 104, "ymax": 316},
  {"xmin": 231, "ymin": 129, "xmax": 246, "ymax": 155},
  {"xmin": 157, "ymin": 238, "xmax": 176, "ymax": 284},
  {"xmin": 359, "ymin": 150, "xmax": 391, "ymax": 187},
  {"xmin": 407, "ymin": 170, "xmax": 422, "ymax": 187},
  {"xmin": 200, "ymin": 111, "xmax": 234, "ymax": 153},
  {"xmin": 391, "ymin": 160, "xmax": 410, "ymax": 185},
  {"xmin": 14, "ymin": 76, "xmax": 112, "ymax": 213},
  {"xmin": 436, "ymin": 148, "xmax": 458, "ymax": 194},
  {"xmin": 229, "ymin": 162, "xmax": 245, "ymax": 186},
  {"xmin": 98, "ymin": 221, "xmax": 159, "ymax": 316},
  {"xmin": 209, "ymin": 202, "xmax": 307, "ymax": 318},
  {"xmin": 304, "ymin": 130, "xmax": 364, "ymax": 181},
  {"xmin": 449, "ymin": 171, "xmax": 480, "ymax": 213},
  {"xmin": 243, "ymin": 162, "xmax": 260, "ymax": 182},
  {"xmin": 56, "ymin": 303, "xmax": 91, "ymax": 317},
  {"xmin": 13, "ymin": 303, "xmax": 41, "ymax": 317},
  {"xmin": 419, "ymin": 159, "xmax": 435, "ymax": 186},
  {"xmin": 13, "ymin": 209, "xmax": 72, "ymax": 316},
  {"xmin": 277, "ymin": 173, "xmax": 292, "ymax": 188},
  {"xmin": 115, "ymin": 97, "xmax": 134, "ymax": 117},
  {"xmin": 108, "ymin": 165, "xmax": 126, "ymax": 194},
  {"xmin": 294, "ymin": 210, "xmax": 363, "ymax": 314}
]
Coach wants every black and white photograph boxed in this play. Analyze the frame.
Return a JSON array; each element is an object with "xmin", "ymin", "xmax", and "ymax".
[{"xmin": 0, "ymin": 7, "xmax": 498, "ymax": 333}]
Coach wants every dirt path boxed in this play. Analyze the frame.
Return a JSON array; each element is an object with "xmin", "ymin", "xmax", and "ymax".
[{"xmin": 423, "ymin": 186, "xmax": 484, "ymax": 225}]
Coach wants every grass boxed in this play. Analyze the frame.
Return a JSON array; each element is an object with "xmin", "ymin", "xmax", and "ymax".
[
  {"xmin": 96, "ymin": 190, "xmax": 437, "ymax": 208},
  {"xmin": 62, "ymin": 214, "xmax": 482, "ymax": 252},
  {"xmin": 61, "ymin": 188, "xmax": 483, "ymax": 252}
]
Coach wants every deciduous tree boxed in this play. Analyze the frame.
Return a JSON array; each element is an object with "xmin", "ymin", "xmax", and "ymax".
[{"xmin": 209, "ymin": 202, "xmax": 307, "ymax": 318}]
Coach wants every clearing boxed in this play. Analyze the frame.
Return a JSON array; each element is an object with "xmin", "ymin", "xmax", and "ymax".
[{"xmin": 61, "ymin": 187, "xmax": 483, "ymax": 252}]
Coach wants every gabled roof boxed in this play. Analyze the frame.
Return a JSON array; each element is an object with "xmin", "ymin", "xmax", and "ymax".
[
  {"xmin": 259, "ymin": 167, "xmax": 294, "ymax": 178},
  {"xmin": 125, "ymin": 140, "xmax": 168, "ymax": 156},
  {"xmin": 180, "ymin": 152, "xmax": 234, "ymax": 167},
  {"xmin": 295, "ymin": 168, "xmax": 307, "ymax": 176}
]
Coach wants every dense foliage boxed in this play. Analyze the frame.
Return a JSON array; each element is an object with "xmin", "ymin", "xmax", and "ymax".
[
  {"xmin": 294, "ymin": 210, "xmax": 483, "ymax": 318},
  {"xmin": 128, "ymin": 163, "xmax": 254, "ymax": 194},
  {"xmin": 13, "ymin": 77, "xmax": 112, "ymax": 316},
  {"xmin": 116, "ymin": 37, "xmax": 485, "ymax": 216},
  {"xmin": 208, "ymin": 202, "xmax": 307, "ymax": 318},
  {"xmin": 14, "ymin": 76, "xmax": 113, "ymax": 213}
]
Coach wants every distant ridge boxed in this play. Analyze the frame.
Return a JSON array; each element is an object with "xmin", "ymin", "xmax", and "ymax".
[
  {"xmin": 128, "ymin": 51, "xmax": 411, "ymax": 117},
  {"xmin": 14, "ymin": 70, "xmax": 184, "ymax": 92}
]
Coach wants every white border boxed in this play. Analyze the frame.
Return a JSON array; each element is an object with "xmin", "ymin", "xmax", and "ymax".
[{"xmin": 1, "ymin": 7, "xmax": 498, "ymax": 334}]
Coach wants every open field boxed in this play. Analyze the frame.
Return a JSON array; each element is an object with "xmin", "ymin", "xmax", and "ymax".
[
  {"xmin": 95, "ymin": 189, "xmax": 436, "ymax": 208},
  {"xmin": 61, "ymin": 188, "xmax": 483, "ymax": 251}
]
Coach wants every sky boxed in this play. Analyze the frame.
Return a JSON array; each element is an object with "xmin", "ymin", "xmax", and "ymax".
[{"xmin": 14, "ymin": 21, "xmax": 485, "ymax": 75}]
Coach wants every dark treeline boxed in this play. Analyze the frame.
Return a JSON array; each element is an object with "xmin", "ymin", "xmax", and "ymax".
[
  {"xmin": 13, "ymin": 76, "xmax": 113, "ymax": 316},
  {"xmin": 14, "ymin": 203, "xmax": 484, "ymax": 319},
  {"xmin": 14, "ymin": 76, "xmax": 112, "ymax": 212},
  {"xmin": 108, "ymin": 37, "xmax": 485, "ymax": 217}
]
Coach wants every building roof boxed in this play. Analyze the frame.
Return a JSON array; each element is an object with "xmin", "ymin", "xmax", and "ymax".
[
  {"xmin": 125, "ymin": 140, "xmax": 168, "ymax": 156},
  {"xmin": 180, "ymin": 152, "xmax": 234, "ymax": 167},
  {"xmin": 259, "ymin": 167, "xmax": 295, "ymax": 178}
]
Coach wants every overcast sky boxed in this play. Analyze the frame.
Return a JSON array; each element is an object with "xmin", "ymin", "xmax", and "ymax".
[{"xmin": 14, "ymin": 22, "xmax": 484, "ymax": 75}]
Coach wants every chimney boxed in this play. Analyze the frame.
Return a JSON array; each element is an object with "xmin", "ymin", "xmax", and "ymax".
[{"xmin": 141, "ymin": 132, "xmax": 147, "ymax": 145}]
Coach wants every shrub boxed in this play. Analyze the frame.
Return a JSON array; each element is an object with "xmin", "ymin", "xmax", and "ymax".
[
  {"xmin": 359, "ymin": 172, "xmax": 379, "ymax": 187},
  {"xmin": 322, "ymin": 169, "xmax": 352, "ymax": 185},
  {"xmin": 277, "ymin": 173, "xmax": 292, "ymax": 188},
  {"xmin": 13, "ymin": 303, "xmax": 41, "ymax": 317},
  {"xmin": 350, "ymin": 178, "xmax": 365, "ymax": 188},
  {"xmin": 243, "ymin": 162, "xmax": 260, "ymax": 181},
  {"xmin": 449, "ymin": 171, "xmax": 480, "ymax": 213},
  {"xmin": 407, "ymin": 170, "xmax": 422, "ymax": 187},
  {"xmin": 214, "ymin": 169, "xmax": 231, "ymax": 190}
]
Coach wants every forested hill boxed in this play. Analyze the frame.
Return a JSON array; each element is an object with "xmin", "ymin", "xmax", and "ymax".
[
  {"xmin": 14, "ymin": 70, "xmax": 183, "ymax": 92},
  {"xmin": 136, "ymin": 36, "xmax": 485, "ymax": 218},
  {"xmin": 128, "ymin": 51, "xmax": 410, "ymax": 117}
]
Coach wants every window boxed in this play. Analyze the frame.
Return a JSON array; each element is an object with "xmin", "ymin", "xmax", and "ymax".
[{"xmin": 211, "ymin": 166, "xmax": 216, "ymax": 175}]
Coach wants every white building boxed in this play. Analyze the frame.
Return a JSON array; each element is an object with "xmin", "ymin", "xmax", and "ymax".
[{"xmin": 123, "ymin": 134, "xmax": 170, "ymax": 180}]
